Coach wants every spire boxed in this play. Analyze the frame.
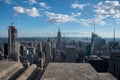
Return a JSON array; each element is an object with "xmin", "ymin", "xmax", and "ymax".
[
  {"xmin": 93, "ymin": 20, "xmax": 95, "ymax": 33},
  {"xmin": 58, "ymin": 26, "xmax": 60, "ymax": 32},
  {"xmin": 57, "ymin": 26, "xmax": 61, "ymax": 35},
  {"xmin": 94, "ymin": 22, "xmax": 95, "ymax": 33},
  {"xmin": 113, "ymin": 26, "xmax": 115, "ymax": 42}
]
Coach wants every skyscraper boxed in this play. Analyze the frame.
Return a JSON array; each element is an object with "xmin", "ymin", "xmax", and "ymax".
[
  {"xmin": 65, "ymin": 45, "xmax": 77, "ymax": 62},
  {"xmin": 27, "ymin": 47, "xmax": 36, "ymax": 64},
  {"xmin": 45, "ymin": 38, "xmax": 52, "ymax": 63},
  {"xmin": 8, "ymin": 23, "xmax": 20, "ymax": 61},
  {"xmin": 91, "ymin": 32, "xmax": 98, "ymax": 55},
  {"xmin": 37, "ymin": 42, "xmax": 45, "ymax": 70},
  {"xmin": 91, "ymin": 32, "xmax": 105, "ymax": 55},
  {"xmin": 56, "ymin": 28, "xmax": 61, "ymax": 50},
  {"xmin": 38, "ymin": 42, "xmax": 42, "ymax": 52}
]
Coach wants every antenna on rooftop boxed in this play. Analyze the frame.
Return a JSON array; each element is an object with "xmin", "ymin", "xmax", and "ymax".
[
  {"xmin": 113, "ymin": 26, "xmax": 115, "ymax": 42},
  {"xmin": 58, "ymin": 26, "xmax": 60, "ymax": 32},
  {"xmin": 93, "ymin": 20, "xmax": 95, "ymax": 33}
]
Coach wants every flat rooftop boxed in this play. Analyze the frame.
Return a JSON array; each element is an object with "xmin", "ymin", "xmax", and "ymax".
[
  {"xmin": 41, "ymin": 63, "xmax": 117, "ymax": 80},
  {"xmin": 86, "ymin": 55, "xmax": 103, "ymax": 60},
  {"xmin": 41, "ymin": 63, "xmax": 101, "ymax": 80}
]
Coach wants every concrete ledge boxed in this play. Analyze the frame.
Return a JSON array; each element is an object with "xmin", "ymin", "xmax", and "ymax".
[
  {"xmin": 0, "ymin": 61, "xmax": 23, "ymax": 79},
  {"xmin": 16, "ymin": 64, "xmax": 37, "ymax": 80},
  {"xmin": 8, "ymin": 68, "xmax": 25, "ymax": 80},
  {"xmin": 99, "ymin": 73, "xmax": 117, "ymax": 80},
  {"xmin": 1, "ymin": 67, "xmax": 23, "ymax": 80}
]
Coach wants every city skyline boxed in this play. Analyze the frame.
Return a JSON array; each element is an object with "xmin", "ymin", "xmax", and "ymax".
[{"xmin": 0, "ymin": 0, "xmax": 120, "ymax": 37}]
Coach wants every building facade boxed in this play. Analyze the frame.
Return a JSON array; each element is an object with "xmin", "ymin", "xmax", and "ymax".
[
  {"xmin": 56, "ymin": 28, "xmax": 61, "ymax": 51},
  {"xmin": 8, "ymin": 24, "xmax": 20, "ymax": 61},
  {"xmin": 109, "ymin": 52, "xmax": 120, "ymax": 80},
  {"xmin": 45, "ymin": 39, "xmax": 52, "ymax": 63}
]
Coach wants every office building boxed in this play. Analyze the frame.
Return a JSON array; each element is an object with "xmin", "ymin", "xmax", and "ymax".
[
  {"xmin": 85, "ymin": 55, "xmax": 109, "ymax": 72},
  {"xmin": 8, "ymin": 24, "xmax": 20, "ymax": 61},
  {"xmin": 65, "ymin": 45, "xmax": 77, "ymax": 62},
  {"xmin": 37, "ymin": 42, "xmax": 45, "ymax": 70},
  {"xmin": 109, "ymin": 52, "xmax": 120, "ymax": 80},
  {"xmin": 45, "ymin": 39, "xmax": 52, "ymax": 63}
]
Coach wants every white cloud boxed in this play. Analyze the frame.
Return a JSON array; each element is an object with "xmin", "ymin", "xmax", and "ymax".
[
  {"xmin": 113, "ymin": 10, "xmax": 120, "ymax": 18},
  {"xmin": 80, "ymin": 22, "xmax": 90, "ymax": 27},
  {"xmin": 13, "ymin": 6, "xmax": 40, "ymax": 17},
  {"xmin": 0, "ymin": 0, "xmax": 13, "ymax": 4},
  {"xmin": 39, "ymin": 2, "xmax": 50, "ymax": 9},
  {"xmin": 105, "ymin": 1, "xmax": 119, "ymax": 6},
  {"xmin": 77, "ymin": 19, "xmax": 90, "ymax": 27},
  {"xmin": 91, "ymin": 18, "xmax": 106, "ymax": 25},
  {"xmin": 13, "ymin": 6, "xmax": 24, "ymax": 13},
  {"xmin": 25, "ymin": 7, "xmax": 40, "ymax": 17},
  {"xmin": 71, "ymin": 3, "xmax": 86, "ymax": 10},
  {"xmin": 45, "ymin": 10, "xmax": 106, "ymax": 26},
  {"xmin": 71, "ymin": 12, "xmax": 81, "ymax": 17},
  {"xmin": 95, "ymin": 1, "xmax": 120, "ymax": 19},
  {"xmin": 46, "ymin": 11, "xmax": 75, "ymax": 24},
  {"xmin": 24, "ymin": 0, "xmax": 37, "ymax": 4},
  {"xmin": 77, "ymin": 18, "xmax": 106, "ymax": 27}
]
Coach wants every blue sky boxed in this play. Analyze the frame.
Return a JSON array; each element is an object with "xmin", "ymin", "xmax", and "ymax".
[{"xmin": 0, "ymin": 0, "xmax": 120, "ymax": 37}]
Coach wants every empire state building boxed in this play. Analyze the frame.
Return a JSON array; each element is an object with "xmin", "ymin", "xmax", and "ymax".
[{"xmin": 56, "ymin": 28, "xmax": 61, "ymax": 51}]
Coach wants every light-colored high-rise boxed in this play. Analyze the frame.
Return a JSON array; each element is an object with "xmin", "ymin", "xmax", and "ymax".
[{"xmin": 46, "ymin": 39, "xmax": 52, "ymax": 63}]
